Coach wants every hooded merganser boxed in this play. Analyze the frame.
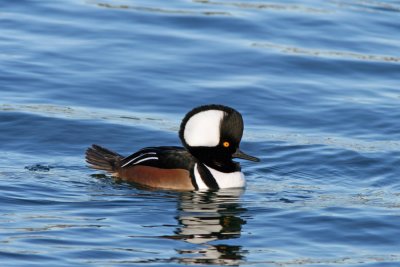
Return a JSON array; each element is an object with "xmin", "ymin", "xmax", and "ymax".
[{"xmin": 85, "ymin": 104, "xmax": 259, "ymax": 190}]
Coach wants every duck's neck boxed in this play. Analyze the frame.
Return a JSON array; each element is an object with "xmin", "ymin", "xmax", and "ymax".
[{"xmin": 188, "ymin": 147, "xmax": 241, "ymax": 173}]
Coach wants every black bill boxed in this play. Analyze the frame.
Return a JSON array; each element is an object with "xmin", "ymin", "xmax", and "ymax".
[{"xmin": 233, "ymin": 148, "xmax": 260, "ymax": 162}]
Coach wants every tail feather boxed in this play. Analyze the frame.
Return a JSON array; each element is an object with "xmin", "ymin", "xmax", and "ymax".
[{"xmin": 85, "ymin": 144, "xmax": 123, "ymax": 172}]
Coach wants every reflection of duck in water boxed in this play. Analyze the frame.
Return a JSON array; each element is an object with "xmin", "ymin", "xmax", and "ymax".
[
  {"xmin": 165, "ymin": 189, "xmax": 247, "ymax": 265},
  {"xmin": 86, "ymin": 104, "xmax": 259, "ymax": 190},
  {"xmin": 86, "ymin": 105, "xmax": 257, "ymax": 264}
]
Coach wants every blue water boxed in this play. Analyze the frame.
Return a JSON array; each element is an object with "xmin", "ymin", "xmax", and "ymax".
[{"xmin": 1, "ymin": 0, "xmax": 400, "ymax": 266}]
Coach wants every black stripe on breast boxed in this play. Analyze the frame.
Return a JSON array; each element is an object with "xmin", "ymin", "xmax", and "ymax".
[
  {"xmin": 197, "ymin": 163, "xmax": 219, "ymax": 190},
  {"xmin": 190, "ymin": 168, "xmax": 199, "ymax": 190}
]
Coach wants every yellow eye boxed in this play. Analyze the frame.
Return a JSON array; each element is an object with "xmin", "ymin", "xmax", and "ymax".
[{"xmin": 223, "ymin": 141, "xmax": 230, "ymax": 148}]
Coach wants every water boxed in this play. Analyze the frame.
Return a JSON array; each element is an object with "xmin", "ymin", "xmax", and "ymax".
[{"xmin": 1, "ymin": 0, "xmax": 400, "ymax": 266}]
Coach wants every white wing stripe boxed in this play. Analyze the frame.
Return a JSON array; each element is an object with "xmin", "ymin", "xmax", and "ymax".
[
  {"xmin": 121, "ymin": 152, "xmax": 157, "ymax": 167},
  {"xmin": 134, "ymin": 157, "xmax": 158, "ymax": 165}
]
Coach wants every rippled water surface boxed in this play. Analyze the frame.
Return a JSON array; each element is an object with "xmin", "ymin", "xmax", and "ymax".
[{"xmin": 1, "ymin": 0, "xmax": 400, "ymax": 266}]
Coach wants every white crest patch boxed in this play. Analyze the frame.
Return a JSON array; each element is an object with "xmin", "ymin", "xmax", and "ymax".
[{"xmin": 184, "ymin": 110, "xmax": 225, "ymax": 147}]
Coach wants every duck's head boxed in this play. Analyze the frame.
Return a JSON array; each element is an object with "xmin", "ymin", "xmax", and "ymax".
[{"xmin": 179, "ymin": 104, "xmax": 259, "ymax": 172}]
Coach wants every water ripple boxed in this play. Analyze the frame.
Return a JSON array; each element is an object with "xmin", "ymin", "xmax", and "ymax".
[
  {"xmin": 252, "ymin": 42, "xmax": 400, "ymax": 63},
  {"xmin": 329, "ymin": 0, "xmax": 400, "ymax": 14},
  {"xmin": 0, "ymin": 103, "xmax": 177, "ymax": 131},
  {"xmin": 194, "ymin": 0, "xmax": 330, "ymax": 13},
  {"xmin": 89, "ymin": 1, "xmax": 232, "ymax": 16}
]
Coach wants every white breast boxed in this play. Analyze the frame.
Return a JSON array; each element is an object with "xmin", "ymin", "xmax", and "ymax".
[
  {"xmin": 205, "ymin": 165, "xmax": 246, "ymax": 189},
  {"xmin": 193, "ymin": 163, "xmax": 246, "ymax": 189}
]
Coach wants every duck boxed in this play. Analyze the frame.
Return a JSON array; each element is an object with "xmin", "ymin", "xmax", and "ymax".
[{"xmin": 85, "ymin": 104, "xmax": 259, "ymax": 190}]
